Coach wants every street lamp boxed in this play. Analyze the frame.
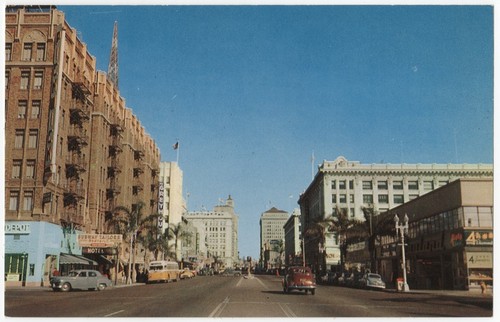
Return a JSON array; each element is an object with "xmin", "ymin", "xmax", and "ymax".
[{"xmin": 394, "ymin": 214, "xmax": 410, "ymax": 292}]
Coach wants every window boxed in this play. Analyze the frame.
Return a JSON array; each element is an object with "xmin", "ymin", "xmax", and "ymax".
[
  {"xmin": 36, "ymin": 43, "xmax": 46, "ymax": 61},
  {"xmin": 409, "ymin": 194, "xmax": 419, "ymax": 201},
  {"xmin": 20, "ymin": 71, "xmax": 30, "ymax": 89},
  {"xmin": 332, "ymin": 194, "xmax": 337, "ymax": 203},
  {"xmin": 15, "ymin": 130, "xmax": 24, "ymax": 149},
  {"xmin": 363, "ymin": 194, "xmax": 373, "ymax": 203},
  {"xmin": 28, "ymin": 130, "xmax": 38, "ymax": 148},
  {"xmin": 9, "ymin": 191, "xmax": 19, "ymax": 211},
  {"xmin": 377, "ymin": 180, "xmax": 388, "ymax": 190},
  {"xmin": 33, "ymin": 71, "xmax": 43, "ymax": 89},
  {"xmin": 339, "ymin": 194, "xmax": 347, "ymax": 203},
  {"xmin": 378, "ymin": 194, "xmax": 388, "ymax": 203},
  {"xmin": 6, "ymin": 43, "xmax": 12, "ymax": 61},
  {"xmin": 339, "ymin": 180, "xmax": 346, "ymax": 189},
  {"xmin": 393, "ymin": 194, "xmax": 404, "ymax": 204},
  {"xmin": 423, "ymin": 181, "xmax": 434, "ymax": 191},
  {"xmin": 393, "ymin": 181, "xmax": 403, "ymax": 190},
  {"xmin": 26, "ymin": 160, "xmax": 35, "ymax": 179},
  {"xmin": 408, "ymin": 180, "xmax": 419, "ymax": 190},
  {"xmin": 18, "ymin": 100, "xmax": 27, "ymax": 118},
  {"xmin": 362, "ymin": 181, "xmax": 373, "ymax": 190},
  {"xmin": 31, "ymin": 101, "xmax": 41, "ymax": 119},
  {"xmin": 12, "ymin": 160, "xmax": 22, "ymax": 179},
  {"xmin": 23, "ymin": 191, "xmax": 33, "ymax": 211},
  {"xmin": 5, "ymin": 70, "xmax": 10, "ymax": 89},
  {"xmin": 349, "ymin": 194, "xmax": 354, "ymax": 203},
  {"xmin": 349, "ymin": 180, "xmax": 354, "ymax": 189},
  {"xmin": 331, "ymin": 180, "xmax": 336, "ymax": 189},
  {"xmin": 22, "ymin": 43, "xmax": 33, "ymax": 61}
]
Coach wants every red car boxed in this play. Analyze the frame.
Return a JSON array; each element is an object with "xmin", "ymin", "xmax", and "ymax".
[{"xmin": 282, "ymin": 266, "xmax": 316, "ymax": 295}]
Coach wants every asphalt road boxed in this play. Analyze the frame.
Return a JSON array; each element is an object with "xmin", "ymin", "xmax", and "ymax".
[{"xmin": 4, "ymin": 275, "xmax": 493, "ymax": 318}]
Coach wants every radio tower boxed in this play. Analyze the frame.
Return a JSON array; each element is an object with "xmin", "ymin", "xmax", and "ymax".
[{"xmin": 108, "ymin": 21, "xmax": 119, "ymax": 89}]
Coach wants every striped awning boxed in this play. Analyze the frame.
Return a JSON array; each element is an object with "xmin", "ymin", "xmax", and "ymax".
[{"xmin": 59, "ymin": 253, "xmax": 98, "ymax": 266}]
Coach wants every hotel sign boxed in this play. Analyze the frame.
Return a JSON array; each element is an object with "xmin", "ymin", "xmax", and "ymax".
[
  {"xmin": 78, "ymin": 234, "xmax": 122, "ymax": 248},
  {"xmin": 5, "ymin": 223, "xmax": 31, "ymax": 234}
]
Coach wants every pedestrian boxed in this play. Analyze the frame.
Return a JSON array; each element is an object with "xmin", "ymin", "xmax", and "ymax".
[{"xmin": 480, "ymin": 281, "xmax": 487, "ymax": 294}]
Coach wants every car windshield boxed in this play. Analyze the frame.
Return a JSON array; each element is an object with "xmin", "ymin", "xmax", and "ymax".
[{"xmin": 68, "ymin": 271, "xmax": 79, "ymax": 277}]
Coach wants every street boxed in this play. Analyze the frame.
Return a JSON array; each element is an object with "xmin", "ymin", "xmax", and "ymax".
[{"xmin": 4, "ymin": 275, "xmax": 493, "ymax": 318}]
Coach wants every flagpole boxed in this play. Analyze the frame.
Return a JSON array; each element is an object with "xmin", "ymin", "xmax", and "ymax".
[
  {"xmin": 176, "ymin": 141, "xmax": 180, "ymax": 164},
  {"xmin": 311, "ymin": 150, "xmax": 315, "ymax": 180}
]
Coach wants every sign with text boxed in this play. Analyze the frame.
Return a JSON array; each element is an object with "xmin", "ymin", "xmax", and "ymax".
[
  {"xmin": 467, "ymin": 252, "xmax": 492, "ymax": 268},
  {"xmin": 464, "ymin": 230, "xmax": 493, "ymax": 246},
  {"xmin": 78, "ymin": 234, "xmax": 122, "ymax": 247},
  {"xmin": 82, "ymin": 247, "xmax": 117, "ymax": 255},
  {"xmin": 5, "ymin": 223, "xmax": 31, "ymax": 234}
]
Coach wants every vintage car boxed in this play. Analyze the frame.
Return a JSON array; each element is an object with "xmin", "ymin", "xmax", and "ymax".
[
  {"xmin": 282, "ymin": 266, "xmax": 316, "ymax": 295},
  {"xmin": 359, "ymin": 273, "xmax": 386, "ymax": 289},
  {"xmin": 179, "ymin": 269, "xmax": 196, "ymax": 279},
  {"xmin": 220, "ymin": 268, "xmax": 242, "ymax": 277},
  {"xmin": 51, "ymin": 269, "xmax": 112, "ymax": 292}
]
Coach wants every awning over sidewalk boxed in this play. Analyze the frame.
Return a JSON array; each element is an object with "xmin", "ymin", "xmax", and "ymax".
[{"xmin": 59, "ymin": 253, "xmax": 98, "ymax": 265}]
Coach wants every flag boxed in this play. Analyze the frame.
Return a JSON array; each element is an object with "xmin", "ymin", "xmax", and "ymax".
[{"xmin": 172, "ymin": 142, "xmax": 179, "ymax": 150}]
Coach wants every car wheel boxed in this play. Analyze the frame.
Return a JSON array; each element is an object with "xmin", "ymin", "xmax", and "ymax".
[
  {"xmin": 97, "ymin": 283, "xmax": 107, "ymax": 291},
  {"xmin": 61, "ymin": 283, "xmax": 71, "ymax": 292}
]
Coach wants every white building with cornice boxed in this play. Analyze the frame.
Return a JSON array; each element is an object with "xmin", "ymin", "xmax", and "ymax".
[{"xmin": 298, "ymin": 156, "xmax": 493, "ymax": 272}]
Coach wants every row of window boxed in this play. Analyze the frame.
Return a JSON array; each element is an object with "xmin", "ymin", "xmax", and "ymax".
[
  {"xmin": 5, "ymin": 42, "xmax": 46, "ymax": 62},
  {"xmin": 6, "ymin": 70, "xmax": 45, "ymax": 90},
  {"xmin": 331, "ymin": 179, "xmax": 448, "ymax": 191},
  {"xmin": 332, "ymin": 193, "xmax": 419, "ymax": 204},
  {"xmin": 11, "ymin": 159, "xmax": 37, "ymax": 179},
  {"xmin": 8, "ymin": 190, "xmax": 34, "ymax": 211},
  {"xmin": 15, "ymin": 99, "xmax": 41, "ymax": 119},
  {"xmin": 14, "ymin": 129, "xmax": 38, "ymax": 149}
]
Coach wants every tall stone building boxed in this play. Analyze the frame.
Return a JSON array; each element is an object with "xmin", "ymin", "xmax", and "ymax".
[
  {"xmin": 259, "ymin": 207, "xmax": 289, "ymax": 269},
  {"xmin": 298, "ymin": 156, "xmax": 493, "ymax": 273},
  {"xmin": 4, "ymin": 6, "xmax": 160, "ymax": 286},
  {"xmin": 184, "ymin": 196, "xmax": 239, "ymax": 268},
  {"xmin": 283, "ymin": 208, "xmax": 302, "ymax": 267}
]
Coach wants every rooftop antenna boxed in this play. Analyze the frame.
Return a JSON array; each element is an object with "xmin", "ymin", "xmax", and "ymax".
[{"xmin": 108, "ymin": 21, "xmax": 119, "ymax": 88}]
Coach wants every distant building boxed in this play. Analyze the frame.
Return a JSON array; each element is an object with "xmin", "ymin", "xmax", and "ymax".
[
  {"xmin": 184, "ymin": 196, "xmax": 239, "ymax": 268},
  {"xmin": 4, "ymin": 6, "xmax": 160, "ymax": 287},
  {"xmin": 299, "ymin": 156, "xmax": 493, "ymax": 273},
  {"xmin": 158, "ymin": 162, "xmax": 185, "ymax": 228},
  {"xmin": 259, "ymin": 207, "xmax": 289, "ymax": 269},
  {"xmin": 283, "ymin": 208, "xmax": 302, "ymax": 267}
]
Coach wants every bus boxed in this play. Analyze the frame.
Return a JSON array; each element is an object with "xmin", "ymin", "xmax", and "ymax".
[{"xmin": 147, "ymin": 261, "xmax": 180, "ymax": 283}]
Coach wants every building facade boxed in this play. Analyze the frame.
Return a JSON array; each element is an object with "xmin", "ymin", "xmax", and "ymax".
[
  {"xmin": 158, "ymin": 161, "xmax": 185, "ymax": 231},
  {"xmin": 184, "ymin": 196, "xmax": 239, "ymax": 268},
  {"xmin": 259, "ymin": 207, "xmax": 289, "ymax": 269},
  {"xmin": 5, "ymin": 6, "xmax": 161, "ymax": 286},
  {"xmin": 283, "ymin": 208, "xmax": 302, "ymax": 267},
  {"xmin": 298, "ymin": 156, "xmax": 493, "ymax": 273},
  {"xmin": 374, "ymin": 178, "xmax": 493, "ymax": 290}
]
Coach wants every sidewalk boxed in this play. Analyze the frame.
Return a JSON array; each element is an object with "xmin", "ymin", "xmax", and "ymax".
[{"xmin": 384, "ymin": 286, "xmax": 493, "ymax": 298}]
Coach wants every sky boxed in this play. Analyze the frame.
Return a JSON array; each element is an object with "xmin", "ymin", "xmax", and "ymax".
[{"xmin": 41, "ymin": 3, "xmax": 494, "ymax": 259}]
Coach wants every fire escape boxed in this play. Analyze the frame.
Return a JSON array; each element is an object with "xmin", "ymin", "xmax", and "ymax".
[
  {"xmin": 63, "ymin": 82, "xmax": 90, "ymax": 228},
  {"xmin": 105, "ymin": 123, "xmax": 123, "ymax": 221},
  {"xmin": 132, "ymin": 149, "xmax": 145, "ymax": 197}
]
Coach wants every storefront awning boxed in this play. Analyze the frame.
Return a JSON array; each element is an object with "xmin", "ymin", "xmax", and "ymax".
[{"xmin": 59, "ymin": 253, "xmax": 98, "ymax": 266}]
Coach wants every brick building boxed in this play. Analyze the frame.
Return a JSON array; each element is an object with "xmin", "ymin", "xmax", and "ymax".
[{"xmin": 5, "ymin": 6, "xmax": 160, "ymax": 286}]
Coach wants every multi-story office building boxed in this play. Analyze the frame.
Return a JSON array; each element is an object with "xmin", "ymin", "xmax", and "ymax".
[
  {"xmin": 4, "ymin": 6, "xmax": 160, "ymax": 286},
  {"xmin": 158, "ymin": 161, "xmax": 185, "ymax": 230},
  {"xmin": 259, "ymin": 207, "xmax": 289, "ymax": 269},
  {"xmin": 184, "ymin": 196, "xmax": 239, "ymax": 268},
  {"xmin": 283, "ymin": 208, "xmax": 302, "ymax": 267},
  {"xmin": 298, "ymin": 156, "xmax": 493, "ymax": 273}
]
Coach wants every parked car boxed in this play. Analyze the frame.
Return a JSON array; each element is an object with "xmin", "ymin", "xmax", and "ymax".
[
  {"xmin": 345, "ymin": 272, "xmax": 363, "ymax": 288},
  {"xmin": 359, "ymin": 273, "xmax": 386, "ymax": 290},
  {"xmin": 282, "ymin": 266, "xmax": 316, "ymax": 295},
  {"xmin": 180, "ymin": 269, "xmax": 195, "ymax": 279},
  {"xmin": 51, "ymin": 269, "xmax": 112, "ymax": 292},
  {"xmin": 221, "ymin": 268, "xmax": 242, "ymax": 277}
]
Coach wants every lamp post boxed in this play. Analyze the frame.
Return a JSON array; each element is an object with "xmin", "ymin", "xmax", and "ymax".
[{"xmin": 394, "ymin": 214, "xmax": 410, "ymax": 292}]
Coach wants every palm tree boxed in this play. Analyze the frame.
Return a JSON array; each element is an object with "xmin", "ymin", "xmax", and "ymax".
[
  {"xmin": 109, "ymin": 202, "xmax": 157, "ymax": 284},
  {"xmin": 142, "ymin": 228, "xmax": 175, "ymax": 261},
  {"xmin": 272, "ymin": 239, "xmax": 285, "ymax": 269},
  {"xmin": 304, "ymin": 207, "xmax": 361, "ymax": 273},
  {"xmin": 167, "ymin": 221, "xmax": 192, "ymax": 262},
  {"xmin": 360, "ymin": 206, "xmax": 397, "ymax": 273}
]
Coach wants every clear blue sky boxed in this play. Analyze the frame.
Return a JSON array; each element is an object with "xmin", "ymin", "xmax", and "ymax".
[{"xmin": 58, "ymin": 4, "xmax": 493, "ymax": 260}]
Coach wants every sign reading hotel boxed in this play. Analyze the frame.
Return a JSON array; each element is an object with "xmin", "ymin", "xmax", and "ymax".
[{"xmin": 78, "ymin": 234, "xmax": 122, "ymax": 248}]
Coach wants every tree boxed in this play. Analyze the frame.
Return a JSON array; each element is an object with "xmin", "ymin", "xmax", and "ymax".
[
  {"xmin": 360, "ymin": 206, "xmax": 396, "ymax": 273},
  {"xmin": 304, "ymin": 207, "xmax": 361, "ymax": 273},
  {"xmin": 109, "ymin": 202, "xmax": 157, "ymax": 284},
  {"xmin": 272, "ymin": 239, "xmax": 285, "ymax": 268},
  {"xmin": 167, "ymin": 221, "xmax": 192, "ymax": 262}
]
